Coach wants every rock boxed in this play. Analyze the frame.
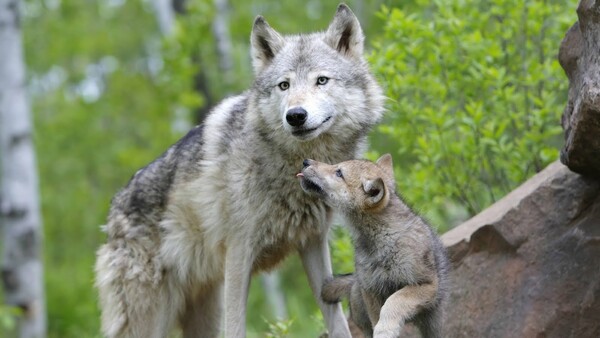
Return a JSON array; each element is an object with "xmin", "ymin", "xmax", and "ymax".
[
  {"xmin": 432, "ymin": 161, "xmax": 600, "ymax": 337},
  {"xmin": 558, "ymin": 1, "xmax": 600, "ymax": 177}
]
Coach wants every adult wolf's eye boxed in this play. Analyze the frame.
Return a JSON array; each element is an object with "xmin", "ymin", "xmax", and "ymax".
[
  {"xmin": 278, "ymin": 81, "xmax": 290, "ymax": 91},
  {"xmin": 317, "ymin": 76, "xmax": 329, "ymax": 86},
  {"xmin": 335, "ymin": 169, "xmax": 343, "ymax": 178}
]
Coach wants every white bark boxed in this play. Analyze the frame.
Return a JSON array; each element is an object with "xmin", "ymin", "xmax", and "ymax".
[
  {"xmin": 212, "ymin": 0, "xmax": 233, "ymax": 74},
  {"xmin": 0, "ymin": 0, "xmax": 46, "ymax": 337},
  {"xmin": 152, "ymin": 0, "xmax": 176, "ymax": 36},
  {"xmin": 261, "ymin": 271, "xmax": 288, "ymax": 320}
]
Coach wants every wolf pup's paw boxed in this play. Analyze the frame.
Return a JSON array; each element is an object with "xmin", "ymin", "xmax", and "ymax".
[
  {"xmin": 321, "ymin": 280, "xmax": 342, "ymax": 304},
  {"xmin": 321, "ymin": 274, "xmax": 355, "ymax": 304}
]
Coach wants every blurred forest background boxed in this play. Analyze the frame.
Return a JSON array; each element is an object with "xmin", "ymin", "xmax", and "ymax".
[{"xmin": 0, "ymin": 0, "xmax": 576, "ymax": 337}]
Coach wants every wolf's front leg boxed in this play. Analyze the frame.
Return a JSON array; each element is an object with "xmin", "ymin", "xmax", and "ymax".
[
  {"xmin": 373, "ymin": 281, "xmax": 438, "ymax": 338},
  {"xmin": 299, "ymin": 235, "xmax": 352, "ymax": 338},
  {"xmin": 223, "ymin": 240, "xmax": 254, "ymax": 338}
]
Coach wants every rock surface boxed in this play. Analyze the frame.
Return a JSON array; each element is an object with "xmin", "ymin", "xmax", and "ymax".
[
  {"xmin": 558, "ymin": 1, "xmax": 600, "ymax": 177},
  {"xmin": 434, "ymin": 161, "xmax": 600, "ymax": 337}
]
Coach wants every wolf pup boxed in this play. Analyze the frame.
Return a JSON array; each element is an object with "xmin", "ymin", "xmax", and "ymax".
[
  {"xmin": 297, "ymin": 155, "xmax": 449, "ymax": 338},
  {"xmin": 94, "ymin": 4, "xmax": 384, "ymax": 338}
]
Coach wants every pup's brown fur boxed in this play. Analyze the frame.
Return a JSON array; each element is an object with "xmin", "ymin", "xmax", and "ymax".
[{"xmin": 298, "ymin": 155, "xmax": 449, "ymax": 338}]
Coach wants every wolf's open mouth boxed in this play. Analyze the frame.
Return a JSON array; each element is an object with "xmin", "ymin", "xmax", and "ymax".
[
  {"xmin": 291, "ymin": 116, "xmax": 333, "ymax": 137},
  {"xmin": 301, "ymin": 178, "xmax": 324, "ymax": 195}
]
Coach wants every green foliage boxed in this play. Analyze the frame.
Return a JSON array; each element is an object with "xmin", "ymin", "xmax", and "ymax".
[
  {"xmin": 368, "ymin": 0, "xmax": 575, "ymax": 228},
  {"xmin": 264, "ymin": 317, "xmax": 295, "ymax": 338},
  {"xmin": 159, "ymin": 1, "xmax": 212, "ymax": 119},
  {"xmin": 0, "ymin": 305, "xmax": 21, "ymax": 337},
  {"xmin": 330, "ymin": 226, "xmax": 354, "ymax": 274}
]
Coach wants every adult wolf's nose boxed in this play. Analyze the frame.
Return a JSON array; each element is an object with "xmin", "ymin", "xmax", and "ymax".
[
  {"xmin": 303, "ymin": 159, "xmax": 311, "ymax": 168},
  {"xmin": 286, "ymin": 107, "xmax": 307, "ymax": 127}
]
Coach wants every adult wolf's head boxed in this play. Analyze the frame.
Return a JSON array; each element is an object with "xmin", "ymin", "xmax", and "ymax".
[{"xmin": 248, "ymin": 4, "xmax": 384, "ymax": 145}]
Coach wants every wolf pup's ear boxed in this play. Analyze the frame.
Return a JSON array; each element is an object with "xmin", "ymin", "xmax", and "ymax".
[
  {"xmin": 362, "ymin": 177, "xmax": 388, "ymax": 211},
  {"xmin": 376, "ymin": 154, "xmax": 394, "ymax": 178},
  {"xmin": 251, "ymin": 16, "xmax": 285, "ymax": 74},
  {"xmin": 324, "ymin": 4, "xmax": 364, "ymax": 59}
]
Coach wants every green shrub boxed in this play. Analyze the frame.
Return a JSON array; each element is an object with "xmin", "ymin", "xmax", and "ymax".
[{"xmin": 367, "ymin": 0, "xmax": 575, "ymax": 229}]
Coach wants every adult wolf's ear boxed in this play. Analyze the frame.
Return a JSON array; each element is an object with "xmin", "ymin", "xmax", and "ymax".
[
  {"xmin": 324, "ymin": 4, "xmax": 364, "ymax": 59},
  {"xmin": 362, "ymin": 177, "xmax": 388, "ymax": 211},
  {"xmin": 251, "ymin": 16, "xmax": 285, "ymax": 74}
]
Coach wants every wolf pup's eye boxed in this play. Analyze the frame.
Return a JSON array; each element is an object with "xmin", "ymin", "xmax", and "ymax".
[
  {"xmin": 335, "ymin": 168, "xmax": 343, "ymax": 179},
  {"xmin": 278, "ymin": 81, "xmax": 290, "ymax": 91},
  {"xmin": 316, "ymin": 76, "xmax": 329, "ymax": 86}
]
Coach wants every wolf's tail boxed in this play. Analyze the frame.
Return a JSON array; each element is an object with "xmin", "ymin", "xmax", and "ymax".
[{"xmin": 321, "ymin": 273, "xmax": 355, "ymax": 303}]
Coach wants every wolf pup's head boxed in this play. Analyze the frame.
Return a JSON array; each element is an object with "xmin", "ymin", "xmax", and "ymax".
[
  {"xmin": 297, "ymin": 154, "xmax": 395, "ymax": 213},
  {"xmin": 249, "ymin": 4, "xmax": 383, "ymax": 143}
]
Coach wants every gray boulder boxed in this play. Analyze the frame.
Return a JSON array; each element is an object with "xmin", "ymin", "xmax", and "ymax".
[{"xmin": 558, "ymin": 1, "xmax": 600, "ymax": 178}]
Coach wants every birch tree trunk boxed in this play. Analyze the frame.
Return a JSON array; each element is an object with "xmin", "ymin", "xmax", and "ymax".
[
  {"xmin": 0, "ymin": 0, "xmax": 46, "ymax": 337},
  {"xmin": 212, "ymin": 0, "xmax": 233, "ymax": 77},
  {"xmin": 152, "ymin": 0, "xmax": 176, "ymax": 36}
]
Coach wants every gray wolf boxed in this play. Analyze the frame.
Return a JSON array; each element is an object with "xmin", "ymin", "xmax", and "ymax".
[
  {"xmin": 94, "ymin": 4, "xmax": 384, "ymax": 338},
  {"xmin": 297, "ymin": 155, "xmax": 449, "ymax": 338}
]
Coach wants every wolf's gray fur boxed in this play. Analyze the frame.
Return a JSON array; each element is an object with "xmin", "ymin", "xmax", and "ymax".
[
  {"xmin": 94, "ymin": 4, "xmax": 384, "ymax": 338},
  {"xmin": 298, "ymin": 155, "xmax": 449, "ymax": 338}
]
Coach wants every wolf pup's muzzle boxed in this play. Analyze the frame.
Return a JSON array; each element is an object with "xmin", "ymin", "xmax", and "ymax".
[{"xmin": 297, "ymin": 159, "xmax": 325, "ymax": 195}]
